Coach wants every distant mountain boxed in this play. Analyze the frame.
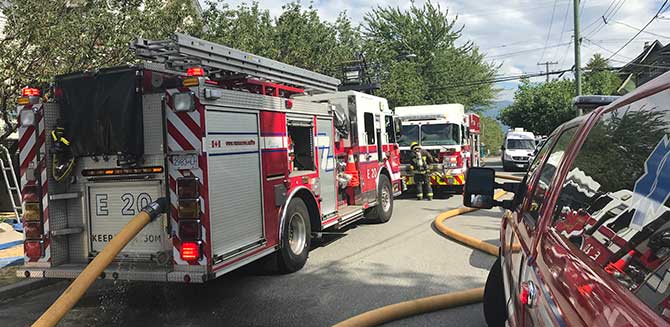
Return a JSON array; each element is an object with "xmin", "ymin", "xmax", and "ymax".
[{"xmin": 477, "ymin": 100, "xmax": 512, "ymax": 131}]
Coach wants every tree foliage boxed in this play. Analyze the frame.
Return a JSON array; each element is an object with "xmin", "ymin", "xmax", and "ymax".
[
  {"xmin": 0, "ymin": 0, "xmax": 202, "ymax": 129},
  {"xmin": 362, "ymin": 1, "xmax": 498, "ymax": 109},
  {"xmin": 500, "ymin": 53, "xmax": 622, "ymax": 135},
  {"xmin": 480, "ymin": 116, "xmax": 504, "ymax": 155}
]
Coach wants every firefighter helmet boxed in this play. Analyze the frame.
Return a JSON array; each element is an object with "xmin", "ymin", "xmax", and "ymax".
[{"xmin": 410, "ymin": 142, "xmax": 420, "ymax": 151}]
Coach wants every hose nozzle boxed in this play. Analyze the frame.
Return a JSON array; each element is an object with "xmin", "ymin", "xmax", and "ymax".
[{"xmin": 141, "ymin": 197, "xmax": 168, "ymax": 221}]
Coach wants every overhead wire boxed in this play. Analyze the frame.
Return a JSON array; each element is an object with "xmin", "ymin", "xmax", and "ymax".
[
  {"xmin": 486, "ymin": 42, "xmax": 572, "ymax": 59},
  {"xmin": 613, "ymin": 20, "xmax": 670, "ymax": 39},
  {"xmin": 607, "ymin": 0, "xmax": 669, "ymax": 60},
  {"xmin": 540, "ymin": 0, "xmax": 560, "ymax": 60}
]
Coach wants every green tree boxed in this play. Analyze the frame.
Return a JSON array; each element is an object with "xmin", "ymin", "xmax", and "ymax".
[
  {"xmin": 0, "ymin": 0, "xmax": 202, "ymax": 134},
  {"xmin": 583, "ymin": 53, "xmax": 622, "ymax": 95},
  {"xmin": 500, "ymin": 53, "xmax": 622, "ymax": 135},
  {"xmin": 362, "ymin": 1, "xmax": 498, "ymax": 108},
  {"xmin": 499, "ymin": 78, "xmax": 575, "ymax": 135},
  {"xmin": 479, "ymin": 116, "xmax": 504, "ymax": 155}
]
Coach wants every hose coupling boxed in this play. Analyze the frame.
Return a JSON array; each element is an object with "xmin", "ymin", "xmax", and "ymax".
[{"xmin": 141, "ymin": 197, "xmax": 168, "ymax": 221}]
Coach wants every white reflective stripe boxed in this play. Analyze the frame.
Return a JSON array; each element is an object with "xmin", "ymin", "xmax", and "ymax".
[
  {"xmin": 19, "ymin": 129, "xmax": 36, "ymax": 166},
  {"xmin": 262, "ymin": 136, "xmax": 286, "ymax": 150},
  {"xmin": 186, "ymin": 110, "xmax": 201, "ymax": 128},
  {"xmin": 168, "ymin": 113, "xmax": 201, "ymax": 150},
  {"xmin": 316, "ymin": 136, "xmax": 330, "ymax": 147},
  {"xmin": 359, "ymin": 153, "xmax": 379, "ymax": 162}
]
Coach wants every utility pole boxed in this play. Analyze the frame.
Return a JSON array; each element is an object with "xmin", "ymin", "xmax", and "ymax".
[
  {"xmin": 537, "ymin": 61, "xmax": 559, "ymax": 82},
  {"xmin": 573, "ymin": 0, "xmax": 582, "ymax": 96}
]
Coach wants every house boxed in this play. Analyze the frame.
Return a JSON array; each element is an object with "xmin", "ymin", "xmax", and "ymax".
[{"xmin": 618, "ymin": 40, "xmax": 670, "ymax": 93}]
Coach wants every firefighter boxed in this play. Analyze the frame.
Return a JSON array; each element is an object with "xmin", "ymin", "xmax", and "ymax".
[{"xmin": 409, "ymin": 142, "xmax": 434, "ymax": 200}]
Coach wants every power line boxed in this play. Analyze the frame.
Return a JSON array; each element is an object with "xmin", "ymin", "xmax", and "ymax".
[
  {"xmin": 613, "ymin": 20, "xmax": 670, "ymax": 39},
  {"xmin": 607, "ymin": 58, "xmax": 670, "ymax": 70},
  {"xmin": 607, "ymin": 0, "xmax": 668, "ymax": 60},
  {"xmin": 541, "ymin": 0, "xmax": 560, "ymax": 60},
  {"xmin": 486, "ymin": 42, "xmax": 572, "ymax": 59},
  {"xmin": 585, "ymin": 0, "xmax": 627, "ymax": 38},
  {"xmin": 583, "ymin": 39, "xmax": 634, "ymax": 60},
  {"xmin": 552, "ymin": 0, "xmax": 572, "ymax": 59}
]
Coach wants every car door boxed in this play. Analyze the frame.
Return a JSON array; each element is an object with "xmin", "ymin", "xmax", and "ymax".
[
  {"xmin": 533, "ymin": 87, "xmax": 670, "ymax": 326},
  {"xmin": 502, "ymin": 130, "xmax": 559, "ymax": 324},
  {"xmin": 513, "ymin": 125, "xmax": 579, "ymax": 326}
]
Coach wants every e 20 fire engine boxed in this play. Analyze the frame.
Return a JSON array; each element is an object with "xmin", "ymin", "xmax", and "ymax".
[
  {"xmin": 15, "ymin": 33, "xmax": 402, "ymax": 283},
  {"xmin": 395, "ymin": 104, "xmax": 480, "ymax": 193}
]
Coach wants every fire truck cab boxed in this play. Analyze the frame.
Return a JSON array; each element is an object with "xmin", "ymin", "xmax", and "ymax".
[
  {"xmin": 15, "ymin": 33, "xmax": 401, "ymax": 283},
  {"xmin": 395, "ymin": 104, "xmax": 481, "ymax": 194}
]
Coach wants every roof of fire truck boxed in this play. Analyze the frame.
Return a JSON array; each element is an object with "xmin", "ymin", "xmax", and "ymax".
[
  {"xmin": 299, "ymin": 90, "xmax": 393, "ymax": 113},
  {"xmin": 395, "ymin": 104, "xmax": 465, "ymax": 123}
]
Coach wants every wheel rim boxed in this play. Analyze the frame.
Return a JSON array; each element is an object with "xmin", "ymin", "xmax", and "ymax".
[
  {"xmin": 288, "ymin": 212, "xmax": 307, "ymax": 254},
  {"xmin": 381, "ymin": 185, "xmax": 391, "ymax": 212}
]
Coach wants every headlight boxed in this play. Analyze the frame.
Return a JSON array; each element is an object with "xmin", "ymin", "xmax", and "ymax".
[
  {"xmin": 174, "ymin": 92, "xmax": 195, "ymax": 112},
  {"xmin": 20, "ymin": 109, "xmax": 35, "ymax": 126}
]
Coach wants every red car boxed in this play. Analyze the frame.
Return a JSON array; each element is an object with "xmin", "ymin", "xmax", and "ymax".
[{"xmin": 465, "ymin": 72, "xmax": 670, "ymax": 326}]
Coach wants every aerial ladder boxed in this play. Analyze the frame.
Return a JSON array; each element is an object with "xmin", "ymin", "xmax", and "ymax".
[{"xmin": 130, "ymin": 33, "xmax": 341, "ymax": 93}]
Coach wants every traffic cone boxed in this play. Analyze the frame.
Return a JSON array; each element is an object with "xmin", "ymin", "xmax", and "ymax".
[
  {"xmin": 605, "ymin": 250, "xmax": 635, "ymax": 275},
  {"xmin": 345, "ymin": 150, "xmax": 359, "ymax": 187}
]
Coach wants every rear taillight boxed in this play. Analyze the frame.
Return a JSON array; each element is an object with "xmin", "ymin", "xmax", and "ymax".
[
  {"xmin": 23, "ymin": 202, "xmax": 41, "ymax": 221},
  {"xmin": 180, "ymin": 242, "xmax": 200, "ymax": 261},
  {"xmin": 22, "ymin": 183, "xmax": 39, "ymax": 202},
  {"xmin": 24, "ymin": 222, "xmax": 42, "ymax": 239},
  {"xmin": 178, "ymin": 220, "xmax": 201, "ymax": 240},
  {"xmin": 24, "ymin": 240, "xmax": 43, "ymax": 260},
  {"xmin": 177, "ymin": 177, "xmax": 202, "ymax": 261}
]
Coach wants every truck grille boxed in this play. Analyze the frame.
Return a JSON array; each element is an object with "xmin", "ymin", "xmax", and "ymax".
[{"xmin": 512, "ymin": 156, "xmax": 529, "ymax": 161}]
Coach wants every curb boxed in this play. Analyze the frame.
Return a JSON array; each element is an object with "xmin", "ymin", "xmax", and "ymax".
[
  {"xmin": 0, "ymin": 278, "xmax": 63, "ymax": 301},
  {"xmin": 0, "ymin": 240, "xmax": 22, "ymax": 250}
]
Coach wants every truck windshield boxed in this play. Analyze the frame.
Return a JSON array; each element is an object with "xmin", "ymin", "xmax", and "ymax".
[
  {"xmin": 507, "ymin": 139, "xmax": 535, "ymax": 150},
  {"xmin": 399, "ymin": 125, "xmax": 419, "ymax": 147},
  {"xmin": 420, "ymin": 124, "xmax": 459, "ymax": 146}
]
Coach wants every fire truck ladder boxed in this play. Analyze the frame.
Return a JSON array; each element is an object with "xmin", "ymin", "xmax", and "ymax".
[
  {"xmin": 0, "ymin": 144, "xmax": 21, "ymax": 221},
  {"xmin": 130, "ymin": 33, "xmax": 341, "ymax": 93}
]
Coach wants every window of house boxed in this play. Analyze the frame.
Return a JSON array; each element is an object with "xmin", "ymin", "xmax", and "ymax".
[{"xmin": 547, "ymin": 89, "xmax": 670, "ymax": 321}]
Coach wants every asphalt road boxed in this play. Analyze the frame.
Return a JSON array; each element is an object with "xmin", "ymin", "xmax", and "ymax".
[{"xmin": 0, "ymin": 158, "xmax": 525, "ymax": 327}]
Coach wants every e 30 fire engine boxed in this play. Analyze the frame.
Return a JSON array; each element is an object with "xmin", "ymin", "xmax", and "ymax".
[
  {"xmin": 395, "ymin": 104, "xmax": 481, "ymax": 194},
  {"xmin": 15, "ymin": 33, "xmax": 402, "ymax": 283}
]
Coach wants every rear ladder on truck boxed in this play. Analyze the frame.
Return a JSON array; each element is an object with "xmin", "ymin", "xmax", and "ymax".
[
  {"xmin": 130, "ymin": 33, "xmax": 340, "ymax": 93},
  {"xmin": 0, "ymin": 144, "xmax": 21, "ymax": 223}
]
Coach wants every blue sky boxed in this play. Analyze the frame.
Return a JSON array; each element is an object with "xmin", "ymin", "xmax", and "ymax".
[{"xmin": 201, "ymin": 1, "xmax": 670, "ymax": 102}]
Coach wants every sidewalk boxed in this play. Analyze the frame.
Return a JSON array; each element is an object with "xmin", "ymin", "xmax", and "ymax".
[{"xmin": 0, "ymin": 222, "xmax": 24, "ymax": 287}]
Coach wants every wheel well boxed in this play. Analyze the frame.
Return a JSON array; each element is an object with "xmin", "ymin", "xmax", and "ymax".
[
  {"xmin": 294, "ymin": 188, "xmax": 321, "ymax": 232},
  {"xmin": 379, "ymin": 167, "xmax": 391, "ymax": 185}
]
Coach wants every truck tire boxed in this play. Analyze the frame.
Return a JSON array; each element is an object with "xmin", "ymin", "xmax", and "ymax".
[
  {"xmin": 484, "ymin": 257, "xmax": 507, "ymax": 327},
  {"xmin": 366, "ymin": 174, "xmax": 394, "ymax": 223},
  {"xmin": 277, "ymin": 198, "xmax": 311, "ymax": 273}
]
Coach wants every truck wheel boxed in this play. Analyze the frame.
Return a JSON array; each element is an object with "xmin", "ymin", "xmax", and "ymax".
[
  {"xmin": 484, "ymin": 257, "xmax": 507, "ymax": 327},
  {"xmin": 278, "ymin": 198, "xmax": 311, "ymax": 273},
  {"xmin": 366, "ymin": 174, "xmax": 393, "ymax": 223}
]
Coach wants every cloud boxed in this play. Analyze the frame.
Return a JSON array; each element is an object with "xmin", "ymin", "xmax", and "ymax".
[{"xmin": 200, "ymin": 0, "xmax": 668, "ymax": 102}]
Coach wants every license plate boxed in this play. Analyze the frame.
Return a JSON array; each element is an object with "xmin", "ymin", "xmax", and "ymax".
[
  {"xmin": 88, "ymin": 182, "xmax": 165, "ymax": 254},
  {"xmin": 172, "ymin": 154, "xmax": 198, "ymax": 169}
]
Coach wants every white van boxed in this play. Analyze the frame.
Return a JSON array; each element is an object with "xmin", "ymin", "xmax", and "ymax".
[{"xmin": 501, "ymin": 128, "xmax": 535, "ymax": 171}]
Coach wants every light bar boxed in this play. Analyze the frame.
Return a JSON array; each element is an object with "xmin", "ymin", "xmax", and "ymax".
[
  {"xmin": 82, "ymin": 166, "xmax": 163, "ymax": 177},
  {"xmin": 21, "ymin": 87, "xmax": 40, "ymax": 97},
  {"xmin": 187, "ymin": 67, "xmax": 205, "ymax": 77}
]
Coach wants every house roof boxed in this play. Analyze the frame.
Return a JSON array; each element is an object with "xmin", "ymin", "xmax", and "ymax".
[{"xmin": 620, "ymin": 40, "xmax": 668, "ymax": 73}]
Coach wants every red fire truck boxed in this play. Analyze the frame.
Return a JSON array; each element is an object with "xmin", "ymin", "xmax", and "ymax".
[
  {"xmin": 15, "ymin": 33, "xmax": 402, "ymax": 283},
  {"xmin": 396, "ymin": 104, "xmax": 481, "ymax": 193}
]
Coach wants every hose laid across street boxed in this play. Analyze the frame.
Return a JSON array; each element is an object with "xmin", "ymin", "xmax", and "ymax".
[
  {"xmin": 33, "ymin": 198, "xmax": 167, "ymax": 327},
  {"xmin": 334, "ymin": 176, "xmax": 516, "ymax": 327}
]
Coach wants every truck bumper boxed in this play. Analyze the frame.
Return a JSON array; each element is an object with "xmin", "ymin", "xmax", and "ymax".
[
  {"xmin": 402, "ymin": 172, "xmax": 465, "ymax": 187},
  {"xmin": 17, "ymin": 262, "xmax": 210, "ymax": 283}
]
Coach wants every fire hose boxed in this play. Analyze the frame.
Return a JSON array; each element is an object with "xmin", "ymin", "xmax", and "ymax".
[
  {"xmin": 334, "ymin": 177, "xmax": 516, "ymax": 327},
  {"xmin": 32, "ymin": 198, "xmax": 168, "ymax": 327}
]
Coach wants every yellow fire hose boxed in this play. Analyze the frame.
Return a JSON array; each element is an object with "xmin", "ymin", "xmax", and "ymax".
[
  {"xmin": 335, "ymin": 175, "xmax": 517, "ymax": 327},
  {"xmin": 33, "ymin": 198, "xmax": 167, "ymax": 327}
]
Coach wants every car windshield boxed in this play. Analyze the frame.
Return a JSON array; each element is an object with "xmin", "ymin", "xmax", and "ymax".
[
  {"xmin": 507, "ymin": 139, "xmax": 535, "ymax": 150},
  {"xmin": 398, "ymin": 125, "xmax": 419, "ymax": 147},
  {"xmin": 420, "ymin": 123, "xmax": 459, "ymax": 146}
]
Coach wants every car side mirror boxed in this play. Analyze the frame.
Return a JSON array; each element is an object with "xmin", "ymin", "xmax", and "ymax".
[
  {"xmin": 464, "ymin": 167, "xmax": 519, "ymax": 209},
  {"xmin": 463, "ymin": 168, "xmax": 496, "ymax": 209},
  {"xmin": 500, "ymin": 145, "xmax": 505, "ymax": 151}
]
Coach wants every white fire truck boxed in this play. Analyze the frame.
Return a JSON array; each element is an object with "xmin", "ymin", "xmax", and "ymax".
[
  {"xmin": 15, "ymin": 33, "xmax": 402, "ymax": 283},
  {"xmin": 395, "ymin": 104, "xmax": 481, "ymax": 193}
]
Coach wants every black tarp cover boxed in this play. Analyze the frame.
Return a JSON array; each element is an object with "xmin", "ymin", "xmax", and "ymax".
[{"xmin": 56, "ymin": 68, "xmax": 144, "ymax": 158}]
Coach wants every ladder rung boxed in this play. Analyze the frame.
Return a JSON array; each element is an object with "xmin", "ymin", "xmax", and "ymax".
[{"xmin": 9, "ymin": 187, "xmax": 18, "ymax": 191}]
